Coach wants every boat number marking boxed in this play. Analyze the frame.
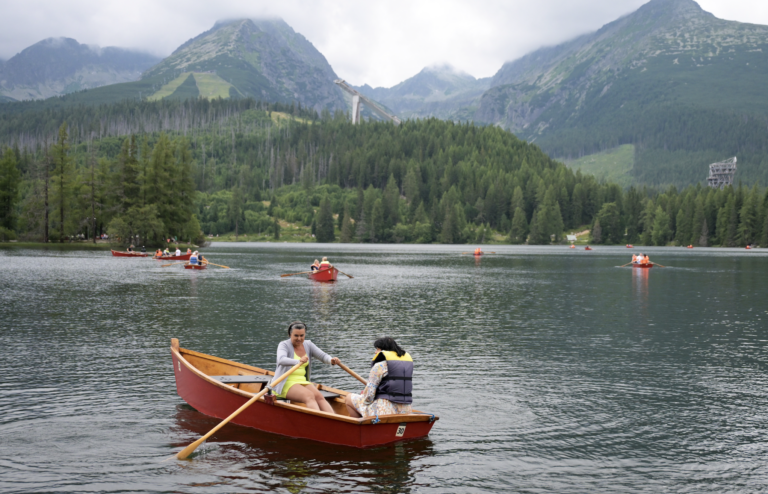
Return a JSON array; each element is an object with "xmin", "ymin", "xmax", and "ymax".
[
  {"xmin": 178, "ymin": 361, "xmax": 181, "ymax": 372},
  {"xmin": 396, "ymin": 424, "xmax": 406, "ymax": 437}
]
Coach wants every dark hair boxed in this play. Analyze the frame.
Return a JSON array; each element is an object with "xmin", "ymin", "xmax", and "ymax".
[
  {"xmin": 288, "ymin": 321, "xmax": 307, "ymax": 336},
  {"xmin": 374, "ymin": 336, "xmax": 406, "ymax": 357}
]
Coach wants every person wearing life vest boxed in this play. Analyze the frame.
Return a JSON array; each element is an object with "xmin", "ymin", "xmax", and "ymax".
[
  {"xmin": 189, "ymin": 251, "xmax": 198, "ymax": 265},
  {"xmin": 632, "ymin": 253, "xmax": 640, "ymax": 264},
  {"xmin": 310, "ymin": 259, "xmax": 321, "ymax": 272},
  {"xmin": 345, "ymin": 336, "xmax": 414, "ymax": 418},
  {"xmin": 155, "ymin": 248, "xmax": 163, "ymax": 258},
  {"xmin": 163, "ymin": 247, "xmax": 170, "ymax": 256},
  {"xmin": 319, "ymin": 257, "xmax": 331, "ymax": 269},
  {"xmin": 474, "ymin": 247, "xmax": 482, "ymax": 255},
  {"xmin": 186, "ymin": 248, "xmax": 192, "ymax": 255}
]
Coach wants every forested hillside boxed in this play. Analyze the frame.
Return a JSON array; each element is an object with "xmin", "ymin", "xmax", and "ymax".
[{"xmin": 1, "ymin": 97, "xmax": 766, "ymax": 247}]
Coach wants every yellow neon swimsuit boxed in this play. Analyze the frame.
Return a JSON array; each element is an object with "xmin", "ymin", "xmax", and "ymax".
[{"xmin": 278, "ymin": 352, "xmax": 309, "ymax": 398}]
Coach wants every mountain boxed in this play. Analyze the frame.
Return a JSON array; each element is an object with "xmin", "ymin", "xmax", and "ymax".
[
  {"xmin": 474, "ymin": 0, "xmax": 768, "ymax": 186},
  {"xmin": 141, "ymin": 18, "xmax": 346, "ymax": 111},
  {"xmin": 355, "ymin": 64, "xmax": 490, "ymax": 120},
  {"xmin": 0, "ymin": 19, "xmax": 347, "ymax": 113},
  {"xmin": 0, "ymin": 37, "xmax": 160, "ymax": 102}
]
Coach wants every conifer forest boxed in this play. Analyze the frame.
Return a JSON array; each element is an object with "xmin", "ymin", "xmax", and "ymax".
[{"xmin": 0, "ymin": 97, "xmax": 766, "ymax": 247}]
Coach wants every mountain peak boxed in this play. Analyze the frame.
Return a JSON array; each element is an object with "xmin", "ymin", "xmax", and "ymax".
[{"xmin": 143, "ymin": 18, "xmax": 344, "ymax": 110}]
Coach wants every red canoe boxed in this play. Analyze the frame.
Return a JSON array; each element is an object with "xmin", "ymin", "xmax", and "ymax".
[
  {"xmin": 111, "ymin": 249, "xmax": 148, "ymax": 257},
  {"xmin": 184, "ymin": 262, "xmax": 207, "ymax": 270},
  {"xmin": 154, "ymin": 253, "xmax": 192, "ymax": 261},
  {"xmin": 632, "ymin": 263, "xmax": 653, "ymax": 268},
  {"xmin": 309, "ymin": 266, "xmax": 338, "ymax": 282},
  {"xmin": 170, "ymin": 339, "xmax": 438, "ymax": 448},
  {"xmin": 585, "ymin": 247, "xmax": 592, "ymax": 251}
]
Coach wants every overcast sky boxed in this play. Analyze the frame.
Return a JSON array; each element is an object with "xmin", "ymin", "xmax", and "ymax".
[{"xmin": 0, "ymin": 0, "xmax": 766, "ymax": 88}]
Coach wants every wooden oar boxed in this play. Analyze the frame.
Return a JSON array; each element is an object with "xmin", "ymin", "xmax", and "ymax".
[
  {"xmin": 653, "ymin": 262, "xmax": 667, "ymax": 268},
  {"xmin": 161, "ymin": 262, "xmax": 185, "ymax": 267},
  {"xmin": 337, "ymin": 270, "xmax": 354, "ymax": 279},
  {"xmin": 280, "ymin": 270, "xmax": 314, "ymax": 277},
  {"xmin": 618, "ymin": 262, "xmax": 633, "ymax": 268},
  {"xmin": 461, "ymin": 251, "xmax": 496, "ymax": 255},
  {"xmin": 204, "ymin": 262, "xmax": 230, "ymax": 269},
  {"xmin": 337, "ymin": 362, "xmax": 367, "ymax": 385},
  {"xmin": 175, "ymin": 361, "xmax": 302, "ymax": 460}
]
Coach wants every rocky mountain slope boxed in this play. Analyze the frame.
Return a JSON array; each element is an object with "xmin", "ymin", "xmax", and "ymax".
[
  {"xmin": 0, "ymin": 37, "xmax": 159, "ymax": 101},
  {"xmin": 355, "ymin": 65, "xmax": 490, "ymax": 120},
  {"xmin": 142, "ymin": 18, "xmax": 346, "ymax": 111},
  {"xmin": 473, "ymin": 0, "xmax": 768, "ymax": 185}
]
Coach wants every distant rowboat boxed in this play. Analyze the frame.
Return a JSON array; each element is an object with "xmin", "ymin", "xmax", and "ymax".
[
  {"xmin": 111, "ymin": 249, "xmax": 148, "ymax": 257},
  {"xmin": 632, "ymin": 263, "xmax": 653, "ymax": 269},
  {"xmin": 309, "ymin": 266, "xmax": 338, "ymax": 281},
  {"xmin": 154, "ymin": 253, "xmax": 192, "ymax": 261},
  {"xmin": 184, "ymin": 262, "xmax": 207, "ymax": 270}
]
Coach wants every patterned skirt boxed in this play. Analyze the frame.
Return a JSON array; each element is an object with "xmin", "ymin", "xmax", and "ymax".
[{"xmin": 348, "ymin": 393, "xmax": 413, "ymax": 418}]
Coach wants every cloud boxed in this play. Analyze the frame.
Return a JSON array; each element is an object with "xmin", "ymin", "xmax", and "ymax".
[{"xmin": 0, "ymin": 0, "xmax": 765, "ymax": 86}]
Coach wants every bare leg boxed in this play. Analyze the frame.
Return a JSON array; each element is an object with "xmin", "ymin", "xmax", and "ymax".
[
  {"xmin": 286, "ymin": 384, "xmax": 335, "ymax": 414},
  {"xmin": 345, "ymin": 394, "xmax": 362, "ymax": 418}
]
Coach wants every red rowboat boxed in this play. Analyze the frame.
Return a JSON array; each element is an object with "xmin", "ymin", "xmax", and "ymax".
[
  {"xmin": 632, "ymin": 263, "xmax": 653, "ymax": 268},
  {"xmin": 111, "ymin": 249, "xmax": 148, "ymax": 257},
  {"xmin": 154, "ymin": 253, "xmax": 192, "ymax": 261},
  {"xmin": 626, "ymin": 244, "xmax": 633, "ymax": 248},
  {"xmin": 184, "ymin": 262, "xmax": 207, "ymax": 270},
  {"xmin": 585, "ymin": 246, "xmax": 592, "ymax": 251},
  {"xmin": 170, "ymin": 339, "xmax": 438, "ymax": 448},
  {"xmin": 309, "ymin": 266, "xmax": 338, "ymax": 282}
]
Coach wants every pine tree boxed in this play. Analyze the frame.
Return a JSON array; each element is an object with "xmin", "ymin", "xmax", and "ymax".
[
  {"xmin": 50, "ymin": 123, "xmax": 73, "ymax": 242},
  {"xmin": 229, "ymin": 187, "xmax": 243, "ymax": 239},
  {"xmin": 595, "ymin": 202, "xmax": 621, "ymax": 244},
  {"xmin": 315, "ymin": 196, "xmax": 335, "ymax": 243},
  {"xmin": 0, "ymin": 147, "xmax": 22, "ymax": 234},
  {"xmin": 591, "ymin": 218, "xmax": 602, "ymax": 244},
  {"xmin": 509, "ymin": 207, "xmax": 528, "ymax": 244},
  {"xmin": 652, "ymin": 206, "xmax": 672, "ymax": 246},
  {"xmin": 340, "ymin": 208, "xmax": 354, "ymax": 243}
]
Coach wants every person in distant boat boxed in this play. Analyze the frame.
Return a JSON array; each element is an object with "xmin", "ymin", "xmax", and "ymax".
[
  {"xmin": 198, "ymin": 254, "xmax": 206, "ymax": 265},
  {"xmin": 163, "ymin": 247, "xmax": 170, "ymax": 256},
  {"xmin": 474, "ymin": 248, "xmax": 482, "ymax": 255},
  {"xmin": 189, "ymin": 251, "xmax": 198, "ymax": 265},
  {"xmin": 186, "ymin": 248, "xmax": 192, "ymax": 255},
  {"xmin": 127, "ymin": 245, "xmax": 135, "ymax": 252},
  {"xmin": 345, "ymin": 336, "xmax": 414, "ymax": 419},
  {"xmin": 175, "ymin": 247, "xmax": 181, "ymax": 256},
  {"xmin": 155, "ymin": 248, "xmax": 163, "ymax": 257},
  {"xmin": 140, "ymin": 246, "xmax": 146, "ymax": 253},
  {"xmin": 271, "ymin": 321, "xmax": 340, "ymax": 413},
  {"xmin": 632, "ymin": 253, "xmax": 640, "ymax": 264},
  {"xmin": 310, "ymin": 259, "xmax": 321, "ymax": 272},
  {"xmin": 319, "ymin": 257, "xmax": 331, "ymax": 269}
]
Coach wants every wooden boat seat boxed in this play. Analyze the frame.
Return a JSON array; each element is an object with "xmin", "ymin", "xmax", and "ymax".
[
  {"xmin": 210, "ymin": 375, "xmax": 272, "ymax": 384},
  {"xmin": 210, "ymin": 376, "xmax": 340, "ymax": 400}
]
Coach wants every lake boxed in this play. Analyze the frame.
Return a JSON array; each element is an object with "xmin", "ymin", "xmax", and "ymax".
[{"xmin": 1, "ymin": 243, "xmax": 767, "ymax": 493}]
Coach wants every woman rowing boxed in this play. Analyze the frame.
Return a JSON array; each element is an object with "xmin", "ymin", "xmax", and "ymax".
[
  {"xmin": 345, "ymin": 336, "xmax": 414, "ymax": 419},
  {"xmin": 310, "ymin": 259, "xmax": 321, "ymax": 272},
  {"xmin": 271, "ymin": 321, "xmax": 340, "ymax": 413}
]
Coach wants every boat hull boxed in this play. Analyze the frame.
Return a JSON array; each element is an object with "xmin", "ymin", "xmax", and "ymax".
[
  {"xmin": 632, "ymin": 263, "xmax": 653, "ymax": 268},
  {"xmin": 309, "ymin": 267, "xmax": 338, "ymax": 282},
  {"xmin": 154, "ymin": 253, "xmax": 192, "ymax": 261},
  {"xmin": 111, "ymin": 249, "xmax": 148, "ymax": 257},
  {"xmin": 184, "ymin": 263, "xmax": 207, "ymax": 270},
  {"xmin": 170, "ymin": 344, "xmax": 437, "ymax": 448}
]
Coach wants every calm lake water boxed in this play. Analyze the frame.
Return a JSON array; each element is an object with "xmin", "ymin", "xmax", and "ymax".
[{"xmin": 1, "ymin": 243, "xmax": 767, "ymax": 493}]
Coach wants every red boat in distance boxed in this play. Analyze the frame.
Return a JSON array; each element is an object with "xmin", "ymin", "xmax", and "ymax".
[
  {"xmin": 309, "ymin": 266, "xmax": 338, "ymax": 281},
  {"xmin": 170, "ymin": 339, "xmax": 438, "ymax": 448},
  {"xmin": 154, "ymin": 253, "xmax": 192, "ymax": 261},
  {"xmin": 111, "ymin": 249, "xmax": 148, "ymax": 257},
  {"xmin": 632, "ymin": 263, "xmax": 654, "ymax": 268},
  {"xmin": 626, "ymin": 244, "xmax": 634, "ymax": 248},
  {"xmin": 585, "ymin": 246, "xmax": 592, "ymax": 251},
  {"xmin": 184, "ymin": 262, "xmax": 207, "ymax": 270}
]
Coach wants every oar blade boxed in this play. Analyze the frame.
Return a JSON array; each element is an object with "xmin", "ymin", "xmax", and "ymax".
[{"xmin": 177, "ymin": 437, "xmax": 206, "ymax": 460}]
